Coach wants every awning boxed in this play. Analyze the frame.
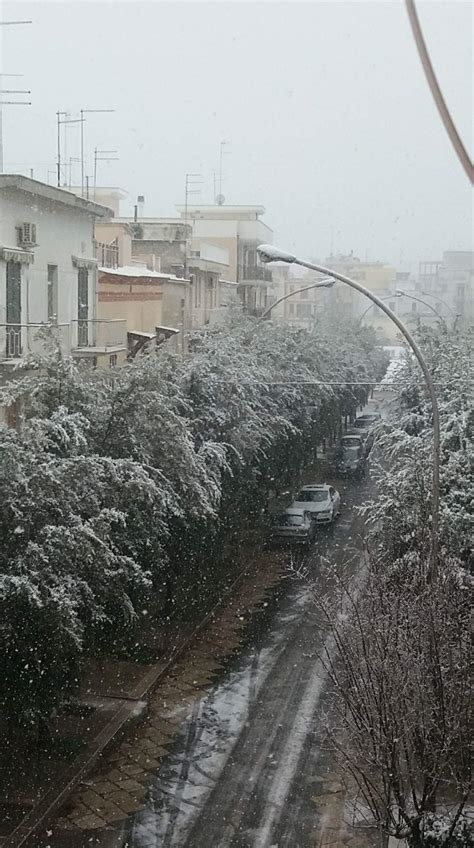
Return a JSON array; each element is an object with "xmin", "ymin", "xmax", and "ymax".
[
  {"xmin": 1, "ymin": 246, "xmax": 34, "ymax": 264},
  {"xmin": 72, "ymin": 255, "xmax": 97, "ymax": 270}
]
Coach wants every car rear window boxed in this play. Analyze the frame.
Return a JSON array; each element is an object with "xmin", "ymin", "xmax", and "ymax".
[
  {"xmin": 296, "ymin": 490, "xmax": 326, "ymax": 502},
  {"xmin": 278, "ymin": 514, "xmax": 304, "ymax": 526}
]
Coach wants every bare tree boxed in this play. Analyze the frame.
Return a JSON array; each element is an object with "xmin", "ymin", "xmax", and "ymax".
[{"xmin": 315, "ymin": 558, "xmax": 471, "ymax": 847}]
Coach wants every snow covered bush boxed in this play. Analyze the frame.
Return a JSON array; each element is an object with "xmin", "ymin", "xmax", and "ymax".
[{"xmin": 419, "ymin": 814, "xmax": 473, "ymax": 847}]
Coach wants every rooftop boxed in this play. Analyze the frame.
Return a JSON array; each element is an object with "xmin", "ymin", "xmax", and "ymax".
[
  {"xmin": 0, "ymin": 174, "xmax": 113, "ymax": 218},
  {"xmin": 175, "ymin": 204, "xmax": 266, "ymax": 218},
  {"xmin": 99, "ymin": 265, "xmax": 188, "ymax": 283}
]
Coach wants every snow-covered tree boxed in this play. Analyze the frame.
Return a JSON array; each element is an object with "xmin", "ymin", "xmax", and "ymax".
[{"xmin": 0, "ymin": 314, "xmax": 383, "ymax": 732}]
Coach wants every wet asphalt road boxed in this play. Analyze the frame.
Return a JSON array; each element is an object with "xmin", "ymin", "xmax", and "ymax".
[{"xmin": 113, "ymin": 473, "xmax": 372, "ymax": 848}]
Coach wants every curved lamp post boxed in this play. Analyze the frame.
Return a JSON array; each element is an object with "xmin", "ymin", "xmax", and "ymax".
[
  {"xmin": 358, "ymin": 290, "xmax": 444, "ymax": 325},
  {"xmin": 419, "ymin": 290, "xmax": 457, "ymax": 319},
  {"xmin": 257, "ymin": 244, "xmax": 440, "ymax": 582},
  {"xmin": 258, "ymin": 277, "xmax": 335, "ymax": 322}
]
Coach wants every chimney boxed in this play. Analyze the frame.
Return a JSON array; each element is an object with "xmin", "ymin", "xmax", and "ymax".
[{"xmin": 137, "ymin": 195, "xmax": 145, "ymax": 218}]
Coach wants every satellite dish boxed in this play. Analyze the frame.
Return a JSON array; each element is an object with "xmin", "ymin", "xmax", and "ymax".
[{"xmin": 215, "ymin": 193, "xmax": 225, "ymax": 206}]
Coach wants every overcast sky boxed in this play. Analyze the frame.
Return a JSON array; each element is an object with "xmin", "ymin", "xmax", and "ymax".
[{"xmin": 1, "ymin": 0, "xmax": 472, "ymax": 270}]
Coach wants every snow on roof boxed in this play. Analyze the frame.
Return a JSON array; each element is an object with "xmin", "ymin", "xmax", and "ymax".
[
  {"xmin": 99, "ymin": 265, "xmax": 188, "ymax": 283},
  {"xmin": 219, "ymin": 279, "xmax": 238, "ymax": 286}
]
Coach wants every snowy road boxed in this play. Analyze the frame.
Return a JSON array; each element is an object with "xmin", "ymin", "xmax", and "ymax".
[{"xmin": 91, "ymin": 474, "xmax": 372, "ymax": 848}]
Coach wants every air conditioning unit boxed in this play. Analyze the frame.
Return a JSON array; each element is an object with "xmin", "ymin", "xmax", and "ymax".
[{"xmin": 18, "ymin": 222, "xmax": 37, "ymax": 247}]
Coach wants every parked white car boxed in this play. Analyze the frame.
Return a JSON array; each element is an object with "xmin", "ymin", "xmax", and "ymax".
[{"xmin": 291, "ymin": 484, "xmax": 341, "ymax": 524}]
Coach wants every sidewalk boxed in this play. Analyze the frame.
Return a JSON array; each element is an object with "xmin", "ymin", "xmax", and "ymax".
[
  {"xmin": 0, "ymin": 627, "xmax": 194, "ymax": 848},
  {"xmin": 1, "ymin": 538, "xmax": 289, "ymax": 848}
]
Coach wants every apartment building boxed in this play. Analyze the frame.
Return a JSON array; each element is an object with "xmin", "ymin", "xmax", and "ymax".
[
  {"xmin": 418, "ymin": 251, "xmax": 473, "ymax": 325},
  {"xmin": 175, "ymin": 203, "xmax": 274, "ymax": 315},
  {"xmin": 0, "ymin": 175, "xmax": 127, "ymax": 375},
  {"xmin": 97, "ymin": 265, "xmax": 190, "ymax": 354},
  {"xmin": 94, "ymin": 193, "xmax": 240, "ymax": 329}
]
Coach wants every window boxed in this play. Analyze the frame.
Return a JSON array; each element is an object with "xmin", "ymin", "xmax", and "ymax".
[
  {"xmin": 288, "ymin": 303, "xmax": 295, "ymax": 316},
  {"xmin": 47, "ymin": 265, "xmax": 58, "ymax": 321},
  {"xmin": 389, "ymin": 301, "xmax": 396, "ymax": 312},
  {"xmin": 194, "ymin": 275, "xmax": 202, "ymax": 308},
  {"xmin": 77, "ymin": 267, "xmax": 89, "ymax": 345},
  {"xmin": 277, "ymin": 513, "xmax": 304, "ymax": 527},
  {"xmin": 296, "ymin": 490, "xmax": 327, "ymax": 503},
  {"xmin": 109, "ymin": 354, "xmax": 118, "ymax": 367},
  {"xmin": 411, "ymin": 302, "xmax": 417, "ymax": 312},
  {"xmin": 6, "ymin": 261, "xmax": 22, "ymax": 358}
]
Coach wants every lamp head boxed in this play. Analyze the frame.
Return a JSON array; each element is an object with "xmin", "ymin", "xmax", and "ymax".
[{"xmin": 257, "ymin": 244, "xmax": 297, "ymax": 264}]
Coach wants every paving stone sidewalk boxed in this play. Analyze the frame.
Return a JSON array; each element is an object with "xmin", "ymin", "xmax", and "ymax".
[{"xmin": 53, "ymin": 553, "xmax": 287, "ymax": 836}]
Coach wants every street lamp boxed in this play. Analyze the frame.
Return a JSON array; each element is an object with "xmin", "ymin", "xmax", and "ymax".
[
  {"xmin": 257, "ymin": 243, "xmax": 440, "ymax": 582},
  {"xmin": 419, "ymin": 290, "xmax": 456, "ymax": 319},
  {"xmin": 258, "ymin": 278, "xmax": 335, "ymax": 322},
  {"xmin": 358, "ymin": 290, "xmax": 443, "ymax": 325}
]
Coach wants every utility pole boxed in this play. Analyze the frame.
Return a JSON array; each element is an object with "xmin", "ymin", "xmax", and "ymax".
[
  {"xmin": 93, "ymin": 147, "xmax": 118, "ymax": 200},
  {"xmin": 0, "ymin": 19, "xmax": 32, "ymax": 173},
  {"xmin": 80, "ymin": 108, "xmax": 115, "ymax": 196},
  {"xmin": 183, "ymin": 172, "xmax": 202, "ymax": 278}
]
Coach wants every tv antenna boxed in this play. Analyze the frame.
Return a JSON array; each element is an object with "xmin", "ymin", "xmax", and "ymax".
[
  {"xmin": 184, "ymin": 172, "xmax": 203, "ymax": 278},
  {"xmin": 0, "ymin": 19, "xmax": 32, "ymax": 172},
  {"xmin": 216, "ymin": 139, "xmax": 230, "ymax": 203}
]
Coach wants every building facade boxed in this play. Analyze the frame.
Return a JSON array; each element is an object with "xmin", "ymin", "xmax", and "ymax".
[
  {"xmin": 418, "ymin": 251, "xmax": 473, "ymax": 325},
  {"xmin": 0, "ymin": 175, "xmax": 127, "ymax": 373},
  {"xmin": 97, "ymin": 265, "xmax": 191, "ymax": 354},
  {"xmin": 175, "ymin": 204, "xmax": 274, "ymax": 315}
]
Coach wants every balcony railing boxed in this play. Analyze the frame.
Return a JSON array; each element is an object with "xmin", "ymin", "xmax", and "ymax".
[
  {"xmin": 0, "ymin": 320, "xmax": 127, "ymax": 364},
  {"xmin": 71, "ymin": 319, "xmax": 127, "ymax": 351},
  {"xmin": 0, "ymin": 323, "xmax": 70, "ymax": 363},
  {"xmin": 238, "ymin": 264, "xmax": 273, "ymax": 284},
  {"xmin": 95, "ymin": 239, "xmax": 119, "ymax": 269}
]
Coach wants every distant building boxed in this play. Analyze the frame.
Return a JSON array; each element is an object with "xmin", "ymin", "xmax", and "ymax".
[
  {"xmin": 175, "ymin": 203, "xmax": 274, "ymax": 316},
  {"xmin": 97, "ymin": 265, "xmax": 190, "ymax": 355},
  {"xmin": 322, "ymin": 254, "xmax": 397, "ymax": 320},
  {"xmin": 418, "ymin": 251, "xmax": 473, "ymax": 326},
  {"xmin": 0, "ymin": 175, "xmax": 127, "ymax": 382},
  {"xmin": 94, "ymin": 193, "xmax": 240, "ymax": 329}
]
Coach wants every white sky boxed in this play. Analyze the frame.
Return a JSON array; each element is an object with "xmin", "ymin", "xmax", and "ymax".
[{"xmin": 1, "ymin": 0, "xmax": 472, "ymax": 270}]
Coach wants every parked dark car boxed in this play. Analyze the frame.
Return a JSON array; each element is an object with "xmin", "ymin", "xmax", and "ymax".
[
  {"xmin": 336, "ymin": 445, "xmax": 366, "ymax": 479},
  {"xmin": 267, "ymin": 508, "xmax": 317, "ymax": 547}
]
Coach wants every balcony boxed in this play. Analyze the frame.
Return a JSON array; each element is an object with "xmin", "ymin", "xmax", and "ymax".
[
  {"xmin": 0, "ymin": 320, "xmax": 127, "ymax": 369},
  {"xmin": 94, "ymin": 238, "xmax": 119, "ymax": 269},
  {"xmin": 238, "ymin": 264, "xmax": 273, "ymax": 286},
  {"xmin": 0, "ymin": 323, "xmax": 71, "ymax": 365},
  {"xmin": 71, "ymin": 319, "xmax": 127, "ymax": 354}
]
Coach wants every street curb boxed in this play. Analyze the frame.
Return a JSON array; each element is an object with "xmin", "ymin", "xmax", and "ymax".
[{"xmin": 2, "ymin": 553, "xmax": 259, "ymax": 848}]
